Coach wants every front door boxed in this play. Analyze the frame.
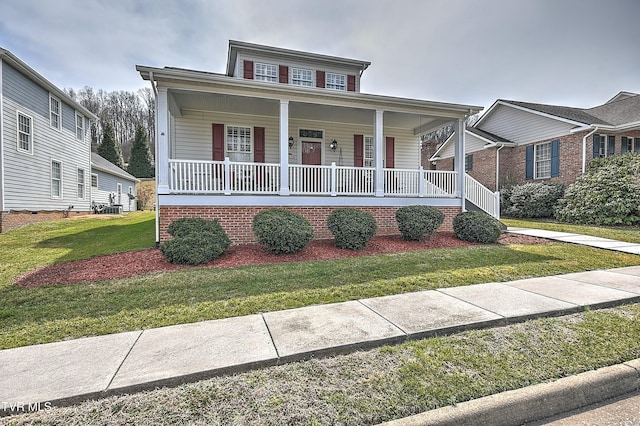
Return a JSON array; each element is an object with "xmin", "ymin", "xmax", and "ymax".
[{"xmin": 301, "ymin": 141, "xmax": 322, "ymax": 192}]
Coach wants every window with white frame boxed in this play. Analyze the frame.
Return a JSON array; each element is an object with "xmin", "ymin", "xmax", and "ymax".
[
  {"xmin": 50, "ymin": 95, "xmax": 61, "ymax": 129},
  {"xmin": 91, "ymin": 173, "xmax": 98, "ymax": 188},
  {"xmin": 226, "ymin": 126, "xmax": 252, "ymax": 162},
  {"xmin": 77, "ymin": 168, "xmax": 85, "ymax": 199},
  {"xmin": 364, "ymin": 136, "xmax": 374, "ymax": 167},
  {"xmin": 621, "ymin": 136, "xmax": 640, "ymax": 154},
  {"xmin": 326, "ymin": 73, "xmax": 346, "ymax": 91},
  {"xmin": 255, "ymin": 63, "xmax": 277, "ymax": 82},
  {"xmin": 292, "ymin": 68, "xmax": 313, "ymax": 87},
  {"xmin": 534, "ymin": 142, "xmax": 552, "ymax": 179},
  {"xmin": 17, "ymin": 112, "xmax": 33, "ymax": 153},
  {"xmin": 51, "ymin": 160, "xmax": 62, "ymax": 197},
  {"xmin": 76, "ymin": 112, "xmax": 84, "ymax": 140},
  {"xmin": 117, "ymin": 183, "xmax": 122, "ymax": 204}
]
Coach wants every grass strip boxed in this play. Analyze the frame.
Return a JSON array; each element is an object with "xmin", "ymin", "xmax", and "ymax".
[
  {"xmin": 2, "ymin": 243, "xmax": 639, "ymax": 349},
  {"xmin": 4, "ymin": 303, "xmax": 640, "ymax": 425}
]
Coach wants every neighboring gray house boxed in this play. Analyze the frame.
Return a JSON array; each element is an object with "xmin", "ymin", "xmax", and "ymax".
[
  {"xmin": 0, "ymin": 47, "xmax": 98, "ymax": 232},
  {"xmin": 91, "ymin": 152, "xmax": 139, "ymax": 213}
]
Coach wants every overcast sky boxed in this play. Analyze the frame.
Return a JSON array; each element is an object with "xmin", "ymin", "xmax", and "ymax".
[{"xmin": 1, "ymin": 0, "xmax": 639, "ymax": 110}]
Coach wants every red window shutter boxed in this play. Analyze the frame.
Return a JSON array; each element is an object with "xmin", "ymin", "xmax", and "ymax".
[
  {"xmin": 385, "ymin": 137, "xmax": 395, "ymax": 168},
  {"xmin": 279, "ymin": 65, "xmax": 288, "ymax": 84},
  {"xmin": 316, "ymin": 70, "xmax": 325, "ymax": 88},
  {"xmin": 347, "ymin": 75, "xmax": 356, "ymax": 92},
  {"xmin": 254, "ymin": 127, "xmax": 265, "ymax": 163},
  {"xmin": 212, "ymin": 123, "xmax": 225, "ymax": 161},
  {"xmin": 243, "ymin": 60, "xmax": 254, "ymax": 79},
  {"xmin": 354, "ymin": 134, "xmax": 364, "ymax": 167}
]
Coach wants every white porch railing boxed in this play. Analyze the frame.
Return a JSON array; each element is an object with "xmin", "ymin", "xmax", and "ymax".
[
  {"xmin": 465, "ymin": 174, "xmax": 500, "ymax": 219},
  {"xmin": 168, "ymin": 158, "xmax": 459, "ymax": 199}
]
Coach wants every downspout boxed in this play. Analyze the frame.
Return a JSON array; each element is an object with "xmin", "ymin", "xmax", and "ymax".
[
  {"xmin": 0, "ymin": 58, "xmax": 4, "ymax": 214},
  {"xmin": 582, "ymin": 126, "xmax": 598, "ymax": 174},
  {"xmin": 150, "ymin": 71, "xmax": 160, "ymax": 247},
  {"xmin": 495, "ymin": 144, "xmax": 504, "ymax": 191}
]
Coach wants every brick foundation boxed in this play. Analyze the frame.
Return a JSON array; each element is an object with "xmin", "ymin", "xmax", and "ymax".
[
  {"xmin": 0, "ymin": 210, "xmax": 90, "ymax": 233},
  {"xmin": 159, "ymin": 205, "xmax": 461, "ymax": 244}
]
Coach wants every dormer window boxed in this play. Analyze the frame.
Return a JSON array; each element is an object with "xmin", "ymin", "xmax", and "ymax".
[
  {"xmin": 255, "ymin": 63, "xmax": 277, "ymax": 82},
  {"xmin": 326, "ymin": 73, "xmax": 346, "ymax": 91},
  {"xmin": 292, "ymin": 68, "xmax": 313, "ymax": 87}
]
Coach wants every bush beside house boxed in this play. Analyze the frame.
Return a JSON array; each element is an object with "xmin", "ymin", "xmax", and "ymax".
[
  {"xmin": 327, "ymin": 208, "xmax": 378, "ymax": 250},
  {"xmin": 395, "ymin": 205, "xmax": 444, "ymax": 241},
  {"xmin": 501, "ymin": 182, "xmax": 564, "ymax": 218},
  {"xmin": 453, "ymin": 211, "xmax": 502, "ymax": 243},
  {"xmin": 161, "ymin": 218, "xmax": 231, "ymax": 265},
  {"xmin": 253, "ymin": 209, "xmax": 313, "ymax": 254}
]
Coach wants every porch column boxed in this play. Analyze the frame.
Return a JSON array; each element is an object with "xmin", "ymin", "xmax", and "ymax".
[
  {"xmin": 279, "ymin": 100, "xmax": 290, "ymax": 195},
  {"xmin": 156, "ymin": 87, "xmax": 170, "ymax": 194},
  {"xmin": 374, "ymin": 109, "xmax": 384, "ymax": 197},
  {"xmin": 454, "ymin": 118, "xmax": 465, "ymax": 208}
]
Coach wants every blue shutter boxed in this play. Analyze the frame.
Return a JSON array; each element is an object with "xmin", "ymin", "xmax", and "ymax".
[
  {"xmin": 622, "ymin": 137, "xmax": 629, "ymax": 153},
  {"xmin": 525, "ymin": 145, "xmax": 534, "ymax": 180},
  {"xmin": 608, "ymin": 136, "xmax": 615, "ymax": 156},
  {"xmin": 593, "ymin": 134, "xmax": 600, "ymax": 158},
  {"xmin": 551, "ymin": 139, "xmax": 560, "ymax": 177},
  {"xmin": 466, "ymin": 154, "xmax": 473, "ymax": 171}
]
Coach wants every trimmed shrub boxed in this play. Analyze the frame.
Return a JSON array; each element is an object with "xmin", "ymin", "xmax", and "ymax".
[
  {"xmin": 502, "ymin": 182, "xmax": 564, "ymax": 218},
  {"xmin": 161, "ymin": 217, "xmax": 231, "ymax": 265},
  {"xmin": 253, "ymin": 209, "xmax": 313, "ymax": 254},
  {"xmin": 555, "ymin": 154, "xmax": 640, "ymax": 225},
  {"xmin": 395, "ymin": 205, "xmax": 444, "ymax": 241},
  {"xmin": 453, "ymin": 211, "xmax": 502, "ymax": 244},
  {"xmin": 327, "ymin": 208, "xmax": 377, "ymax": 250}
]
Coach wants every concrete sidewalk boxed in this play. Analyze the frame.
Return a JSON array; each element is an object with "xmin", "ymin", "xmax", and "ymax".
[
  {"xmin": 508, "ymin": 227, "xmax": 640, "ymax": 254},
  {"xmin": 3, "ymin": 262, "xmax": 640, "ymax": 417}
]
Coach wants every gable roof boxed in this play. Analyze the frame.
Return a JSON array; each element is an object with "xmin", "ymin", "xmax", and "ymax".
[
  {"xmin": 91, "ymin": 153, "xmax": 139, "ymax": 182},
  {"xmin": 430, "ymin": 127, "xmax": 515, "ymax": 161},
  {"xmin": 0, "ymin": 47, "xmax": 97, "ymax": 120}
]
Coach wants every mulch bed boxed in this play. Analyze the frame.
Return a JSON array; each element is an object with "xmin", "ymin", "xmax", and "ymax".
[{"xmin": 14, "ymin": 232, "xmax": 548, "ymax": 288}]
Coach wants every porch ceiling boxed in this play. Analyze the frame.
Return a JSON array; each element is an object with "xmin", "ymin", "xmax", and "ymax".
[{"xmin": 170, "ymin": 89, "xmax": 456, "ymax": 135}]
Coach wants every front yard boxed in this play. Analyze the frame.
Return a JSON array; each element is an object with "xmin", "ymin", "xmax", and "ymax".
[{"xmin": 3, "ymin": 215, "xmax": 640, "ymax": 424}]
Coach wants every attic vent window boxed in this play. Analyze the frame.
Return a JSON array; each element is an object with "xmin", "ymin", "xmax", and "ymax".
[
  {"xmin": 255, "ymin": 63, "xmax": 277, "ymax": 82},
  {"xmin": 299, "ymin": 129, "xmax": 323, "ymax": 139}
]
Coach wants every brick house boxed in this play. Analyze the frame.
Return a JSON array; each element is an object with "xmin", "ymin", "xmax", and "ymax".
[
  {"xmin": 431, "ymin": 92, "xmax": 640, "ymax": 191},
  {"xmin": 136, "ymin": 40, "xmax": 491, "ymax": 245}
]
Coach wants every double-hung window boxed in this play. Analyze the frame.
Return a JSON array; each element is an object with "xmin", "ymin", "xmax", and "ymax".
[
  {"xmin": 594, "ymin": 134, "xmax": 615, "ymax": 158},
  {"xmin": 76, "ymin": 112, "xmax": 84, "ymax": 140},
  {"xmin": 77, "ymin": 168, "xmax": 85, "ymax": 199},
  {"xmin": 364, "ymin": 136, "xmax": 374, "ymax": 167},
  {"xmin": 326, "ymin": 73, "xmax": 346, "ymax": 91},
  {"xmin": 226, "ymin": 126, "xmax": 252, "ymax": 162},
  {"xmin": 292, "ymin": 68, "xmax": 313, "ymax": 87},
  {"xmin": 621, "ymin": 136, "xmax": 640, "ymax": 154},
  {"xmin": 91, "ymin": 174, "xmax": 98, "ymax": 188},
  {"xmin": 51, "ymin": 160, "xmax": 62, "ymax": 198},
  {"xmin": 50, "ymin": 95, "xmax": 61, "ymax": 129},
  {"xmin": 17, "ymin": 112, "xmax": 33, "ymax": 153},
  {"xmin": 255, "ymin": 63, "xmax": 277, "ymax": 82},
  {"xmin": 534, "ymin": 142, "xmax": 552, "ymax": 179}
]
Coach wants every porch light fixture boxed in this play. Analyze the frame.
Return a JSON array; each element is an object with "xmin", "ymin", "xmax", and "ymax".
[
  {"xmin": 330, "ymin": 138, "xmax": 338, "ymax": 151},
  {"xmin": 288, "ymin": 136, "xmax": 294, "ymax": 149}
]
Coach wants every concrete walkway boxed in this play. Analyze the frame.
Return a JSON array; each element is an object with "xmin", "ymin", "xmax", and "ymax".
[
  {"xmin": 3, "ymin": 229, "xmax": 640, "ymax": 420},
  {"xmin": 508, "ymin": 227, "xmax": 640, "ymax": 254}
]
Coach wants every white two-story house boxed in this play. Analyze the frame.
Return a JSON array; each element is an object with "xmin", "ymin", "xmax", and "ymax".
[
  {"xmin": 0, "ymin": 48, "xmax": 98, "ymax": 232},
  {"xmin": 137, "ymin": 40, "xmax": 487, "ymax": 245}
]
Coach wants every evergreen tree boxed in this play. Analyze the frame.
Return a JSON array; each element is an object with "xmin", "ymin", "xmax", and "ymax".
[
  {"xmin": 97, "ymin": 121, "xmax": 124, "ymax": 169},
  {"xmin": 128, "ymin": 125, "xmax": 155, "ymax": 177}
]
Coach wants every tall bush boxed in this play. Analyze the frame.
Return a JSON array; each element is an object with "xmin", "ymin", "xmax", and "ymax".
[
  {"xmin": 252, "ymin": 209, "xmax": 313, "ymax": 254},
  {"xmin": 453, "ymin": 211, "xmax": 502, "ymax": 244},
  {"xmin": 395, "ymin": 205, "xmax": 444, "ymax": 241},
  {"xmin": 327, "ymin": 208, "xmax": 377, "ymax": 250},
  {"xmin": 502, "ymin": 182, "xmax": 564, "ymax": 218},
  {"xmin": 555, "ymin": 154, "xmax": 640, "ymax": 225},
  {"xmin": 161, "ymin": 217, "xmax": 231, "ymax": 265}
]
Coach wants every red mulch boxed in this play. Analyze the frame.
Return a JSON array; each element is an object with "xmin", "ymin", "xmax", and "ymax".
[{"xmin": 13, "ymin": 232, "xmax": 548, "ymax": 288}]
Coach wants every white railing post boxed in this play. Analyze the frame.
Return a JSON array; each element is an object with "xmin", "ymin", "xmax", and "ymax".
[
  {"xmin": 223, "ymin": 157, "xmax": 231, "ymax": 195},
  {"xmin": 418, "ymin": 166, "xmax": 425, "ymax": 197},
  {"xmin": 330, "ymin": 162, "xmax": 337, "ymax": 196},
  {"xmin": 494, "ymin": 191, "xmax": 501, "ymax": 220}
]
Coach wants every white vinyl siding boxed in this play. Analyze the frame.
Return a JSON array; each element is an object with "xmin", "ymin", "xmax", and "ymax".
[
  {"xmin": 326, "ymin": 73, "xmax": 346, "ymax": 91},
  {"xmin": 75, "ymin": 112, "xmax": 84, "ymax": 140},
  {"xmin": 534, "ymin": 142, "xmax": 551, "ymax": 179},
  {"xmin": 51, "ymin": 160, "xmax": 62, "ymax": 198},
  {"xmin": 77, "ymin": 168, "xmax": 85, "ymax": 199},
  {"xmin": 292, "ymin": 68, "xmax": 313, "ymax": 87},
  {"xmin": 255, "ymin": 63, "xmax": 277, "ymax": 82},
  {"xmin": 435, "ymin": 131, "xmax": 490, "ymax": 160},
  {"xmin": 478, "ymin": 104, "xmax": 576, "ymax": 145},
  {"xmin": 91, "ymin": 169, "xmax": 137, "ymax": 212},
  {"xmin": 49, "ymin": 94, "xmax": 61, "ymax": 129},
  {"xmin": 17, "ymin": 111, "xmax": 33, "ymax": 153}
]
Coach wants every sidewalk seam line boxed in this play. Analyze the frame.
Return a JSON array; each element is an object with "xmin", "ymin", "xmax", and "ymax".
[
  {"xmin": 435, "ymin": 288, "xmax": 506, "ymax": 319},
  {"xmin": 105, "ymin": 330, "xmax": 144, "ymax": 391},
  {"xmin": 357, "ymin": 300, "xmax": 408, "ymax": 336},
  {"xmin": 261, "ymin": 313, "xmax": 281, "ymax": 360}
]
